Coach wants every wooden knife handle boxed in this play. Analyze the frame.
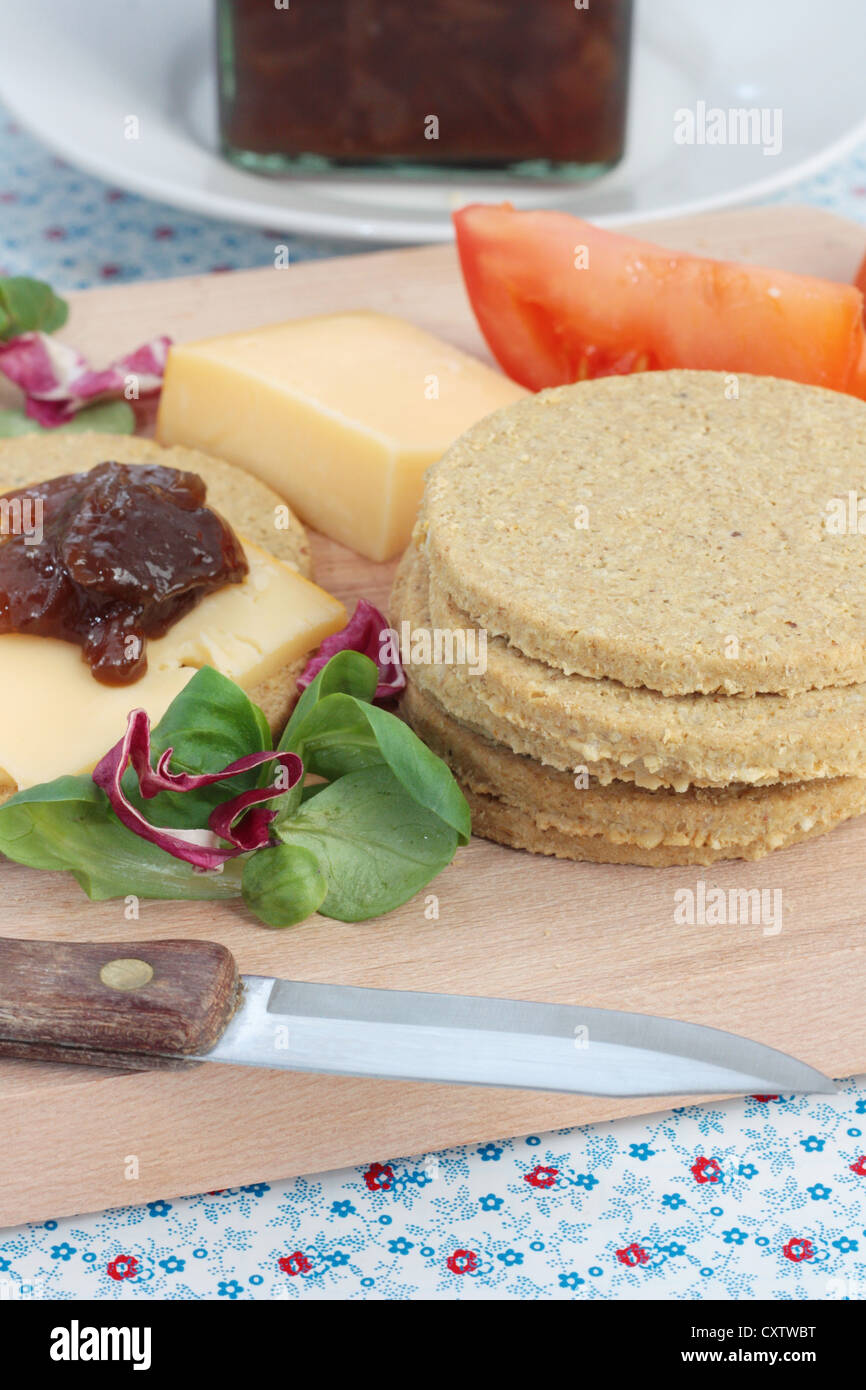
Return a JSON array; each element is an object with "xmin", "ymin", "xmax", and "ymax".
[{"xmin": 0, "ymin": 938, "xmax": 241, "ymax": 1071}]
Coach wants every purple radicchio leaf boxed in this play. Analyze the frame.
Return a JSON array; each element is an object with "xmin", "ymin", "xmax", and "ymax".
[
  {"xmin": 297, "ymin": 598, "xmax": 406, "ymax": 701},
  {"xmin": 92, "ymin": 708, "xmax": 303, "ymax": 872},
  {"xmin": 0, "ymin": 331, "xmax": 171, "ymax": 427}
]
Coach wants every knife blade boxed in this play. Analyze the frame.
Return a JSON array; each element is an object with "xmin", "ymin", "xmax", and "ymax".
[
  {"xmin": 197, "ymin": 974, "xmax": 836, "ymax": 1097},
  {"xmin": 0, "ymin": 938, "xmax": 834, "ymax": 1097}
]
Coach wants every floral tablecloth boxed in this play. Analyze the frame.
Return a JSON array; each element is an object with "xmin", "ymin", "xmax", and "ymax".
[
  {"xmin": 1, "ymin": 109, "xmax": 865, "ymax": 1301},
  {"xmin": 3, "ymin": 1087, "xmax": 866, "ymax": 1301}
]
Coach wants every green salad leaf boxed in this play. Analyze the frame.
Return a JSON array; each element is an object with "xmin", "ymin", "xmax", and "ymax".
[
  {"xmin": 149, "ymin": 666, "xmax": 272, "ymax": 771},
  {"xmin": 0, "ymin": 774, "xmax": 243, "ymax": 901},
  {"xmin": 276, "ymin": 765, "xmax": 457, "ymax": 921},
  {"xmin": 0, "ymin": 399, "xmax": 136, "ymax": 438},
  {"xmin": 0, "ymin": 275, "xmax": 68, "ymax": 340},
  {"xmin": 132, "ymin": 667, "xmax": 273, "ymax": 829},
  {"xmin": 284, "ymin": 648, "xmax": 379, "ymax": 733},
  {"xmin": 0, "ymin": 652, "xmax": 470, "ymax": 929},
  {"xmin": 279, "ymin": 650, "xmax": 470, "ymax": 844}
]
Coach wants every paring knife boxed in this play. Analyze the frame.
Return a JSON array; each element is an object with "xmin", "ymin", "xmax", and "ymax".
[{"xmin": 0, "ymin": 938, "xmax": 836, "ymax": 1097}]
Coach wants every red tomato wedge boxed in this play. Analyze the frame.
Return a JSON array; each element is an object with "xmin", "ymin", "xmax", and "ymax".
[
  {"xmin": 454, "ymin": 204, "xmax": 866, "ymax": 397},
  {"xmin": 855, "ymin": 248, "xmax": 866, "ymax": 306}
]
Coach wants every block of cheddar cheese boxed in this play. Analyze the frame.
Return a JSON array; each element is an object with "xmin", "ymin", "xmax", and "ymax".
[{"xmin": 156, "ymin": 311, "xmax": 527, "ymax": 562}]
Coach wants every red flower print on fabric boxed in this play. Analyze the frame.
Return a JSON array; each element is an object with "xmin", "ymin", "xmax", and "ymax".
[
  {"xmin": 690, "ymin": 1156, "xmax": 722, "ymax": 1184},
  {"xmin": 616, "ymin": 1243, "xmax": 649, "ymax": 1267},
  {"xmin": 782, "ymin": 1238, "xmax": 814, "ymax": 1263},
  {"xmin": 447, "ymin": 1249, "xmax": 477, "ymax": 1275},
  {"xmin": 364, "ymin": 1162, "xmax": 394, "ymax": 1192},
  {"xmin": 278, "ymin": 1252, "xmax": 312, "ymax": 1276},
  {"xmin": 107, "ymin": 1255, "xmax": 138, "ymax": 1281},
  {"xmin": 524, "ymin": 1165, "xmax": 558, "ymax": 1189}
]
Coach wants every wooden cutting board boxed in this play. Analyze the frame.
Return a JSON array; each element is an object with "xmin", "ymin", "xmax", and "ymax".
[{"xmin": 2, "ymin": 204, "xmax": 866, "ymax": 1228}]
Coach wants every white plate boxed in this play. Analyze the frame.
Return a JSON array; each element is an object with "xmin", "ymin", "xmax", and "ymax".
[{"xmin": 1, "ymin": 0, "xmax": 864, "ymax": 243}]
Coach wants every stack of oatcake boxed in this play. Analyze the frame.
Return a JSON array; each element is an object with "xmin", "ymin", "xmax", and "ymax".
[{"xmin": 391, "ymin": 370, "xmax": 866, "ymax": 865}]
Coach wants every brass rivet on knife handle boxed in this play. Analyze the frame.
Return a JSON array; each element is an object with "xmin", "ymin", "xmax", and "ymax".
[
  {"xmin": 0, "ymin": 937, "xmax": 241, "ymax": 1070},
  {"xmin": 99, "ymin": 958, "xmax": 154, "ymax": 992}
]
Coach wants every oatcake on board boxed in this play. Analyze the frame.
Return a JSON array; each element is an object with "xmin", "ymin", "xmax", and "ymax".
[
  {"xmin": 418, "ymin": 371, "xmax": 866, "ymax": 697},
  {"xmin": 404, "ymin": 685, "xmax": 866, "ymax": 866},
  {"xmin": 393, "ymin": 549, "xmax": 866, "ymax": 789},
  {"xmin": 0, "ymin": 434, "xmax": 311, "ymax": 577}
]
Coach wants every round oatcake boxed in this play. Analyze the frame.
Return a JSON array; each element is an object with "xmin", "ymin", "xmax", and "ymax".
[
  {"xmin": 403, "ymin": 684, "xmax": 866, "ymax": 866},
  {"xmin": 461, "ymin": 791, "xmax": 841, "ymax": 868},
  {"xmin": 0, "ymin": 433, "xmax": 315, "ymax": 756},
  {"xmin": 418, "ymin": 371, "xmax": 866, "ymax": 698},
  {"xmin": 391, "ymin": 548, "xmax": 866, "ymax": 790},
  {"xmin": 0, "ymin": 433, "xmax": 311, "ymax": 575}
]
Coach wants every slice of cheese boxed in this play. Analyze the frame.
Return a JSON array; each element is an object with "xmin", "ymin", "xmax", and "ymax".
[
  {"xmin": 0, "ymin": 539, "xmax": 345, "ymax": 792},
  {"xmin": 156, "ymin": 311, "xmax": 527, "ymax": 562}
]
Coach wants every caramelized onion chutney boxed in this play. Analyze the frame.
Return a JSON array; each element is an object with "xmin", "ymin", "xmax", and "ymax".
[
  {"xmin": 217, "ymin": 0, "xmax": 634, "ymax": 175},
  {"xmin": 0, "ymin": 462, "xmax": 248, "ymax": 684}
]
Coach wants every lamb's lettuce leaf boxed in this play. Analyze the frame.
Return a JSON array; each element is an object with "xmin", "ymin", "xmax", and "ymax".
[{"xmin": 0, "ymin": 653, "xmax": 470, "ymax": 927}]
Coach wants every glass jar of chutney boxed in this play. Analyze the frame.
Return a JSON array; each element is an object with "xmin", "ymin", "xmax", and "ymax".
[{"xmin": 217, "ymin": 0, "xmax": 634, "ymax": 180}]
